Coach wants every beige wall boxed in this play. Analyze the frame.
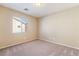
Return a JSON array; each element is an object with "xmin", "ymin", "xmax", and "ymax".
[
  {"xmin": 39, "ymin": 6, "xmax": 79, "ymax": 48},
  {"xmin": 0, "ymin": 6, "xmax": 38, "ymax": 49}
]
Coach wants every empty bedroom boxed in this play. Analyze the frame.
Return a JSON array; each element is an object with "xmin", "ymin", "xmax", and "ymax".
[{"xmin": 0, "ymin": 3, "xmax": 79, "ymax": 56}]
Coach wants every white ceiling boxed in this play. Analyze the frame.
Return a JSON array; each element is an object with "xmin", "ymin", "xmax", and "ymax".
[{"xmin": 0, "ymin": 3, "xmax": 79, "ymax": 17}]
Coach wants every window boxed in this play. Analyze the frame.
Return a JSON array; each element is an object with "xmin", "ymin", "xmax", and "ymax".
[{"xmin": 12, "ymin": 17, "xmax": 25, "ymax": 33}]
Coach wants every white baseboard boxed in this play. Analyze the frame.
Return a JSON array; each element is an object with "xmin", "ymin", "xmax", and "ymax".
[
  {"xmin": 0, "ymin": 38, "xmax": 37, "ymax": 50},
  {"xmin": 39, "ymin": 38, "xmax": 79, "ymax": 50}
]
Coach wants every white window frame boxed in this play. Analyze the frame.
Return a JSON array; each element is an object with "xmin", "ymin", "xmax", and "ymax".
[{"xmin": 12, "ymin": 17, "xmax": 26, "ymax": 33}]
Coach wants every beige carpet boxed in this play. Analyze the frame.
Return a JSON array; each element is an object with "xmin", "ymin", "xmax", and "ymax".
[{"xmin": 0, "ymin": 40, "xmax": 79, "ymax": 56}]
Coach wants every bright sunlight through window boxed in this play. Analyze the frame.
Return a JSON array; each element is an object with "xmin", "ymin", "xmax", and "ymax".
[{"xmin": 12, "ymin": 17, "xmax": 25, "ymax": 33}]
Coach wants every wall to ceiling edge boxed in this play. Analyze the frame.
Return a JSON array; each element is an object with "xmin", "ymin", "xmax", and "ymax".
[
  {"xmin": 39, "ymin": 6, "xmax": 79, "ymax": 49},
  {"xmin": 0, "ymin": 6, "xmax": 38, "ymax": 49}
]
